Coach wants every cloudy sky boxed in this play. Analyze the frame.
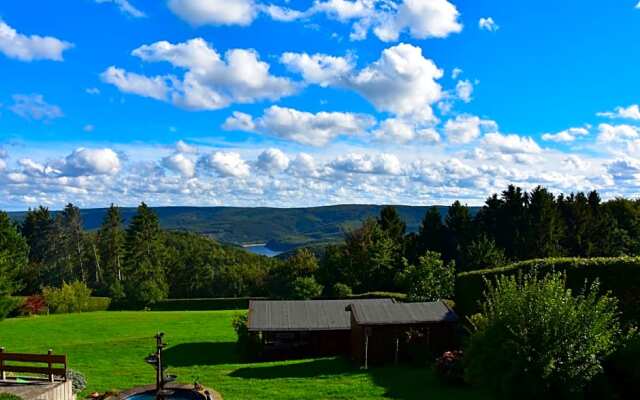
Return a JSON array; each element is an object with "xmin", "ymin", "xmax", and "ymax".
[{"xmin": 1, "ymin": 0, "xmax": 640, "ymax": 211}]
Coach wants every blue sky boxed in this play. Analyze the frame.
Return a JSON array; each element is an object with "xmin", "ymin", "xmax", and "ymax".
[{"xmin": 1, "ymin": 0, "xmax": 640, "ymax": 210}]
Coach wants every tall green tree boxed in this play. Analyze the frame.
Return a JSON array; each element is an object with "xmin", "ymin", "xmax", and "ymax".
[
  {"xmin": 97, "ymin": 204, "xmax": 125, "ymax": 297},
  {"xmin": 415, "ymin": 206, "xmax": 445, "ymax": 257},
  {"xmin": 60, "ymin": 203, "xmax": 88, "ymax": 283},
  {"xmin": 525, "ymin": 186, "xmax": 564, "ymax": 258},
  {"xmin": 444, "ymin": 201, "xmax": 472, "ymax": 263},
  {"xmin": 377, "ymin": 206, "xmax": 406, "ymax": 245},
  {"xmin": 124, "ymin": 203, "xmax": 167, "ymax": 305},
  {"xmin": 20, "ymin": 206, "xmax": 53, "ymax": 292},
  {"xmin": 0, "ymin": 211, "xmax": 28, "ymax": 318}
]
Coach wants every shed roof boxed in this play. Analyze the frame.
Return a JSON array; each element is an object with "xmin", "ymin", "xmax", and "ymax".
[
  {"xmin": 247, "ymin": 299, "xmax": 394, "ymax": 332},
  {"xmin": 349, "ymin": 301, "xmax": 458, "ymax": 326}
]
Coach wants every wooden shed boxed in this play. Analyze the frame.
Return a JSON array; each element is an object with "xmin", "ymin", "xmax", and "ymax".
[
  {"xmin": 247, "ymin": 299, "xmax": 393, "ymax": 359},
  {"xmin": 347, "ymin": 301, "xmax": 458, "ymax": 367},
  {"xmin": 246, "ymin": 299, "xmax": 458, "ymax": 364}
]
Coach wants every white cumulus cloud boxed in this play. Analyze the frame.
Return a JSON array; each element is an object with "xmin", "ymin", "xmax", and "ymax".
[
  {"xmin": 330, "ymin": 153, "xmax": 403, "ymax": 175},
  {"xmin": 224, "ymin": 106, "xmax": 375, "ymax": 146},
  {"xmin": 60, "ymin": 148, "xmax": 121, "ymax": 176},
  {"xmin": 444, "ymin": 115, "xmax": 497, "ymax": 144},
  {"xmin": 482, "ymin": 133, "xmax": 542, "ymax": 154},
  {"xmin": 455, "ymin": 79, "xmax": 473, "ymax": 103},
  {"xmin": 597, "ymin": 123, "xmax": 639, "ymax": 143},
  {"xmin": 478, "ymin": 17, "xmax": 499, "ymax": 32},
  {"xmin": 199, "ymin": 151, "xmax": 250, "ymax": 177},
  {"xmin": 542, "ymin": 127, "xmax": 590, "ymax": 142},
  {"xmin": 162, "ymin": 153, "xmax": 195, "ymax": 178},
  {"xmin": 104, "ymin": 38, "xmax": 297, "ymax": 110},
  {"xmin": 168, "ymin": 0, "xmax": 257, "ymax": 26},
  {"xmin": 597, "ymin": 104, "xmax": 640, "ymax": 120},
  {"xmin": 256, "ymin": 148, "xmax": 290, "ymax": 174},
  {"xmin": 0, "ymin": 21, "xmax": 73, "ymax": 62},
  {"xmin": 281, "ymin": 52, "xmax": 354, "ymax": 87}
]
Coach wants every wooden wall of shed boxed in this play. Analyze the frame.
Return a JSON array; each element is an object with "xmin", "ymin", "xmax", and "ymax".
[
  {"xmin": 350, "ymin": 321, "xmax": 457, "ymax": 365},
  {"xmin": 261, "ymin": 330, "xmax": 351, "ymax": 360}
]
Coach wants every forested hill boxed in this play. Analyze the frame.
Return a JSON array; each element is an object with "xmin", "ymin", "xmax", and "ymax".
[{"xmin": 8, "ymin": 205, "xmax": 478, "ymax": 250}]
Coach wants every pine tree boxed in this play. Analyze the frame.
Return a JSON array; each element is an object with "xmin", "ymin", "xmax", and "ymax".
[
  {"xmin": 97, "ymin": 204, "xmax": 125, "ymax": 297},
  {"xmin": 124, "ymin": 203, "xmax": 167, "ymax": 305},
  {"xmin": 444, "ymin": 200, "xmax": 472, "ymax": 263},
  {"xmin": 20, "ymin": 207, "xmax": 53, "ymax": 292},
  {"xmin": 416, "ymin": 206, "xmax": 445, "ymax": 256},
  {"xmin": 526, "ymin": 186, "xmax": 564, "ymax": 258},
  {"xmin": 0, "ymin": 211, "xmax": 28, "ymax": 311},
  {"xmin": 60, "ymin": 203, "xmax": 87, "ymax": 283},
  {"xmin": 377, "ymin": 206, "xmax": 406, "ymax": 245}
]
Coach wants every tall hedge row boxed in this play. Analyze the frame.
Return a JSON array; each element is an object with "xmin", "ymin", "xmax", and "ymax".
[
  {"xmin": 149, "ymin": 297, "xmax": 266, "ymax": 311},
  {"xmin": 455, "ymin": 257, "xmax": 640, "ymax": 321}
]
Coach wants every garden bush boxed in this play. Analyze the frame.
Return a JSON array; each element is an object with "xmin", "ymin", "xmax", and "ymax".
[
  {"xmin": 465, "ymin": 272, "xmax": 623, "ymax": 399},
  {"xmin": 456, "ymin": 256, "xmax": 640, "ymax": 321},
  {"xmin": 0, "ymin": 296, "xmax": 22, "ymax": 320},
  {"xmin": 232, "ymin": 313, "xmax": 261, "ymax": 359},
  {"xmin": 21, "ymin": 295, "xmax": 47, "ymax": 315},
  {"xmin": 43, "ymin": 282, "xmax": 92, "ymax": 313},
  {"xmin": 435, "ymin": 350, "xmax": 465, "ymax": 386},
  {"xmin": 0, "ymin": 394, "xmax": 23, "ymax": 400},
  {"xmin": 330, "ymin": 283, "xmax": 352, "ymax": 298},
  {"xmin": 66, "ymin": 369, "xmax": 87, "ymax": 394}
]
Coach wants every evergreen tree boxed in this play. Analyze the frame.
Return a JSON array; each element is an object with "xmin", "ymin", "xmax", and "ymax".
[
  {"xmin": 60, "ymin": 203, "xmax": 87, "ymax": 283},
  {"xmin": 461, "ymin": 234, "xmax": 507, "ymax": 271},
  {"xmin": 526, "ymin": 186, "xmax": 564, "ymax": 258},
  {"xmin": 20, "ymin": 206, "xmax": 53, "ymax": 292},
  {"xmin": 124, "ymin": 203, "xmax": 167, "ymax": 305},
  {"xmin": 377, "ymin": 206, "xmax": 406, "ymax": 245},
  {"xmin": 97, "ymin": 204, "xmax": 125, "ymax": 297},
  {"xmin": 444, "ymin": 200, "xmax": 472, "ymax": 263},
  {"xmin": 415, "ymin": 206, "xmax": 445, "ymax": 256},
  {"xmin": 0, "ymin": 211, "xmax": 28, "ymax": 318}
]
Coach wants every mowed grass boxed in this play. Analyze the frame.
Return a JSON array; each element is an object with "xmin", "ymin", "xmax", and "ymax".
[{"xmin": 0, "ymin": 311, "xmax": 489, "ymax": 400}]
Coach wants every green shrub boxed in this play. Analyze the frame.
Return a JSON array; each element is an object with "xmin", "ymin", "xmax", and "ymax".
[
  {"xmin": 85, "ymin": 297, "xmax": 111, "ymax": 312},
  {"xmin": 0, "ymin": 394, "xmax": 23, "ymax": 400},
  {"xmin": 290, "ymin": 276, "xmax": 322, "ymax": 299},
  {"xmin": 456, "ymin": 256, "xmax": 640, "ymax": 320},
  {"xmin": 66, "ymin": 369, "xmax": 87, "ymax": 394},
  {"xmin": 396, "ymin": 251, "xmax": 455, "ymax": 302},
  {"xmin": 150, "ymin": 297, "xmax": 264, "ymax": 311},
  {"xmin": 330, "ymin": 283, "xmax": 352, "ymax": 298},
  {"xmin": 0, "ymin": 296, "xmax": 22, "ymax": 320},
  {"xmin": 232, "ymin": 312, "xmax": 261, "ymax": 359},
  {"xmin": 465, "ymin": 272, "xmax": 622, "ymax": 399},
  {"xmin": 43, "ymin": 282, "xmax": 92, "ymax": 313}
]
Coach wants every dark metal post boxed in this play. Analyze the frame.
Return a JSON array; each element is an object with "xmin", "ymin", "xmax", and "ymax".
[
  {"xmin": 47, "ymin": 349, "xmax": 54, "ymax": 382},
  {"xmin": 0, "ymin": 347, "xmax": 5, "ymax": 381}
]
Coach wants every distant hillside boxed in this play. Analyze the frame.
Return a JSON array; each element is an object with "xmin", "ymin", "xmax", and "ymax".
[{"xmin": 8, "ymin": 205, "xmax": 479, "ymax": 251}]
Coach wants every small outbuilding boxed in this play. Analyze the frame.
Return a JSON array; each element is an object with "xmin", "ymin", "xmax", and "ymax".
[
  {"xmin": 347, "ymin": 300, "xmax": 458, "ymax": 367},
  {"xmin": 247, "ymin": 298, "xmax": 458, "ymax": 365}
]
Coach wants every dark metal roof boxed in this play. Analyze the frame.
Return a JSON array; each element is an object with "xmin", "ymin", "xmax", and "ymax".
[
  {"xmin": 349, "ymin": 301, "xmax": 458, "ymax": 325},
  {"xmin": 247, "ymin": 299, "xmax": 394, "ymax": 332}
]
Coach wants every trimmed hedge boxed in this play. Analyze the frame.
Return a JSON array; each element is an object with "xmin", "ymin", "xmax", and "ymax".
[
  {"xmin": 347, "ymin": 291, "xmax": 408, "ymax": 302},
  {"xmin": 85, "ymin": 297, "xmax": 112, "ymax": 312},
  {"xmin": 149, "ymin": 297, "xmax": 266, "ymax": 311},
  {"xmin": 456, "ymin": 257, "xmax": 640, "ymax": 321}
]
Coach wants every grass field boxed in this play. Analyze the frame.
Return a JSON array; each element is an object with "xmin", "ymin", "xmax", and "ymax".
[{"xmin": 0, "ymin": 311, "xmax": 489, "ymax": 400}]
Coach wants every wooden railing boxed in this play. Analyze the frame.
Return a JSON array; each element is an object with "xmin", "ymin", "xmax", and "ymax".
[{"xmin": 0, "ymin": 348, "xmax": 67, "ymax": 382}]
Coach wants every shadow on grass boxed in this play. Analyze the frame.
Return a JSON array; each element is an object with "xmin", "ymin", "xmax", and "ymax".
[
  {"xmin": 368, "ymin": 366, "xmax": 489, "ymax": 400},
  {"xmin": 230, "ymin": 357, "xmax": 487, "ymax": 400},
  {"xmin": 164, "ymin": 342, "xmax": 242, "ymax": 366},
  {"xmin": 229, "ymin": 357, "xmax": 356, "ymax": 379}
]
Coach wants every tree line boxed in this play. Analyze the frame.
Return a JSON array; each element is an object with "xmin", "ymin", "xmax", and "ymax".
[
  {"xmin": 317, "ymin": 185, "xmax": 640, "ymax": 294},
  {"xmin": 2, "ymin": 184, "xmax": 640, "ymax": 310}
]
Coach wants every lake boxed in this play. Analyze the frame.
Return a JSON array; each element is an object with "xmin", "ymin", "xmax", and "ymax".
[{"xmin": 243, "ymin": 244, "xmax": 283, "ymax": 257}]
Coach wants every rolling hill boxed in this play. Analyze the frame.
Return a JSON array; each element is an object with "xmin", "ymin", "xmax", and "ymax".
[{"xmin": 8, "ymin": 205, "xmax": 478, "ymax": 251}]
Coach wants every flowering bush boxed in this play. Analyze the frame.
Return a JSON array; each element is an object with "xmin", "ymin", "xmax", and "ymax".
[
  {"xmin": 435, "ymin": 350, "xmax": 465, "ymax": 385},
  {"xmin": 22, "ymin": 295, "xmax": 47, "ymax": 315}
]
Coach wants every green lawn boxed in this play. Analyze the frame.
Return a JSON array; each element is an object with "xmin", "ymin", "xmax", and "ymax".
[{"xmin": 0, "ymin": 311, "xmax": 489, "ymax": 400}]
